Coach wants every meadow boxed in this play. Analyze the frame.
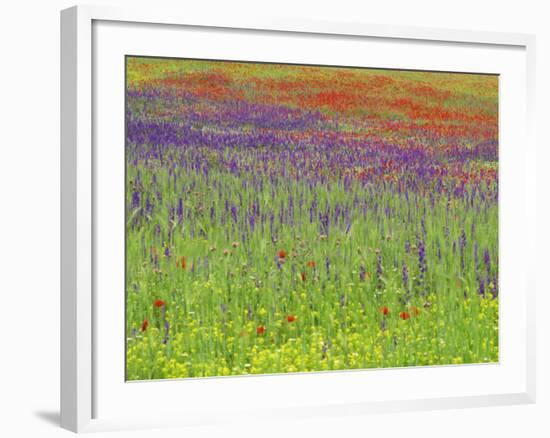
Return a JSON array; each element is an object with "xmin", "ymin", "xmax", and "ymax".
[{"xmin": 125, "ymin": 57, "xmax": 499, "ymax": 380}]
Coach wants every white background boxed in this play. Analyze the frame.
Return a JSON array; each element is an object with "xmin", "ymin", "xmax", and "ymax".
[{"xmin": 0, "ymin": 1, "xmax": 546, "ymax": 437}]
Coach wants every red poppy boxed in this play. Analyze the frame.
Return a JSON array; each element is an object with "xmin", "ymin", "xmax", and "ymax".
[
  {"xmin": 141, "ymin": 319, "xmax": 149, "ymax": 332},
  {"xmin": 153, "ymin": 299, "xmax": 166, "ymax": 308},
  {"xmin": 379, "ymin": 306, "xmax": 390, "ymax": 316},
  {"xmin": 410, "ymin": 306, "xmax": 421, "ymax": 317},
  {"xmin": 306, "ymin": 260, "xmax": 316, "ymax": 268},
  {"xmin": 300, "ymin": 271, "xmax": 307, "ymax": 282},
  {"xmin": 256, "ymin": 325, "xmax": 266, "ymax": 335},
  {"xmin": 286, "ymin": 315, "xmax": 297, "ymax": 323},
  {"xmin": 180, "ymin": 256, "xmax": 187, "ymax": 270},
  {"xmin": 278, "ymin": 249, "xmax": 286, "ymax": 259},
  {"xmin": 399, "ymin": 311, "xmax": 410, "ymax": 320}
]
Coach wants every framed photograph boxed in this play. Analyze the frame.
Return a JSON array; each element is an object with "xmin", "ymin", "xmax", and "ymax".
[{"xmin": 61, "ymin": 5, "xmax": 536, "ymax": 433}]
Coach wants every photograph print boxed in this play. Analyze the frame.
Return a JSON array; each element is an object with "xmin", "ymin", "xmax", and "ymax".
[{"xmin": 125, "ymin": 56, "xmax": 498, "ymax": 380}]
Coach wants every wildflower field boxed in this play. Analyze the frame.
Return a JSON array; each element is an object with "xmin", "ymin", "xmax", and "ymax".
[{"xmin": 125, "ymin": 57, "xmax": 499, "ymax": 380}]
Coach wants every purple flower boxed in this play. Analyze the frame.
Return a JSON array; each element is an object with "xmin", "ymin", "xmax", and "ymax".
[
  {"xmin": 162, "ymin": 320, "xmax": 170, "ymax": 344},
  {"xmin": 131, "ymin": 190, "xmax": 140, "ymax": 209},
  {"xmin": 484, "ymin": 249, "xmax": 491, "ymax": 273},
  {"xmin": 417, "ymin": 238, "xmax": 427, "ymax": 296}
]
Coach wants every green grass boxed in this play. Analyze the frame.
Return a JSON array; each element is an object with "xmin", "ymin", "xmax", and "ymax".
[{"xmin": 125, "ymin": 151, "xmax": 498, "ymax": 380}]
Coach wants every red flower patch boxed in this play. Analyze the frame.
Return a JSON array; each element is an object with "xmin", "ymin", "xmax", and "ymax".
[
  {"xmin": 399, "ymin": 311, "xmax": 410, "ymax": 320},
  {"xmin": 153, "ymin": 299, "xmax": 166, "ymax": 308},
  {"xmin": 141, "ymin": 319, "xmax": 149, "ymax": 332}
]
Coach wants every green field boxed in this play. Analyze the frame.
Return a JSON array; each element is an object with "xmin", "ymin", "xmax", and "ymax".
[{"xmin": 125, "ymin": 58, "xmax": 499, "ymax": 380}]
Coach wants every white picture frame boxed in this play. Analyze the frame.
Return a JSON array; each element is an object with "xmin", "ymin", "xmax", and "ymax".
[{"xmin": 60, "ymin": 4, "xmax": 537, "ymax": 433}]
